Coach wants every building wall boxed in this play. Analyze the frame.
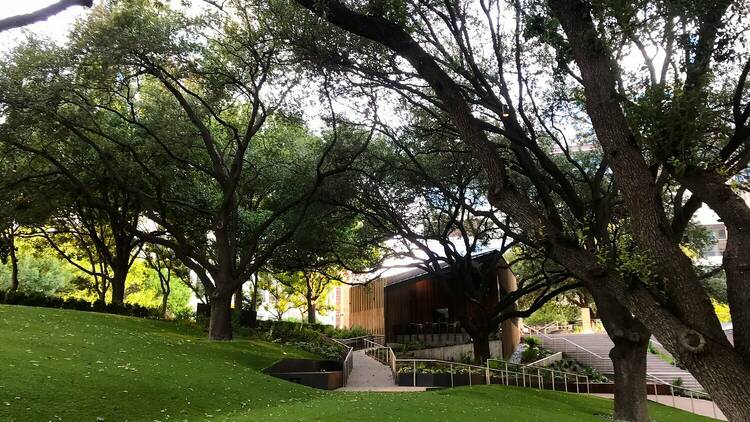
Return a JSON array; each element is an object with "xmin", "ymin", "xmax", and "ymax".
[
  {"xmin": 330, "ymin": 285, "xmax": 350, "ymax": 328},
  {"xmin": 384, "ymin": 276, "xmax": 450, "ymax": 343},
  {"xmin": 348, "ymin": 278, "xmax": 386, "ymax": 335}
]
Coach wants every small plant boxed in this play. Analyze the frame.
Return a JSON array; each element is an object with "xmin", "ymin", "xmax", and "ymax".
[
  {"xmin": 523, "ymin": 336, "xmax": 542, "ymax": 347},
  {"xmin": 672, "ymin": 377, "xmax": 684, "ymax": 387},
  {"xmin": 458, "ymin": 351, "xmax": 474, "ymax": 365}
]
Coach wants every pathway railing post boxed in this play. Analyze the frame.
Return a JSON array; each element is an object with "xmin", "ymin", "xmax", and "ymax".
[
  {"xmin": 522, "ymin": 367, "xmax": 526, "ymax": 387},
  {"xmin": 450, "ymin": 363, "xmax": 454, "ymax": 387},
  {"xmin": 564, "ymin": 372, "xmax": 568, "ymax": 392},
  {"xmin": 712, "ymin": 399, "xmax": 717, "ymax": 419},
  {"xmin": 537, "ymin": 368, "xmax": 542, "ymax": 390},
  {"xmin": 413, "ymin": 360, "xmax": 417, "ymax": 387},
  {"xmin": 671, "ymin": 385, "xmax": 675, "ymax": 407},
  {"xmin": 551, "ymin": 370, "xmax": 556, "ymax": 391},
  {"xmin": 486, "ymin": 362, "xmax": 490, "ymax": 385},
  {"xmin": 585, "ymin": 376, "xmax": 589, "ymax": 394},
  {"xmin": 690, "ymin": 391, "xmax": 695, "ymax": 414}
]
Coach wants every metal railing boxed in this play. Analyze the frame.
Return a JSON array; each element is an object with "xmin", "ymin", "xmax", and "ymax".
[
  {"xmin": 527, "ymin": 351, "xmax": 563, "ymax": 367},
  {"xmin": 326, "ymin": 337, "xmax": 354, "ymax": 386},
  {"xmin": 362, "ymin": 338, "xmax": 587, "ymax": 392},
  {"xmin": 645, "ymin": 373, "xmax": 719, "ymax": 419},
  {"xmin": 525, "ymin": 328, "xmax": 720, "ymax": 419},
  {"xmin": 487, "ymin": 358, "xmax": 590, "ymax": 394}
]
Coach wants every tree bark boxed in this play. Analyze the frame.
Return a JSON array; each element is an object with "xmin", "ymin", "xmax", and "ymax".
[
  {"xmin": 499, "ymin": 266, "xmax": 521, "ymax": 359},
  {"xmin": 209, "ymin": 292, "xmax": 233, "ymax": 340},
  {"xmin": 234, "ymin": 286, "xmax": 243, "ymax": 311},
  {"xmin": 307, "ymin": 295, "xmax": 316, "ymax": 324},
  {"xmin": 110, "ymin": 270, "xmax": 126, "ymax": 305},
  {"xmin": 248, "ymin": 274, "xmax": 260, "ymax": 327},
  {"xmin": 586, "ymin": 282, "xmax": 650, "ymax": 422},
  {"xmin": 161, "ymin": 292, "xmax": 169, "ymax": 319},
  {"xmin": 9, "ymin": 234, "xmax": 19, "ymax": 292},
  {"xmin": 610, "ymin": 336, "xmax": 649, "ymax": 422},
  {"xmin": 472, "ymin": 332, "xmax": 491, "ymax": 364}
]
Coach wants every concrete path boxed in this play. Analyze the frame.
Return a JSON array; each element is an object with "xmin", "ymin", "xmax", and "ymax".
[
  {"xmin": 338, "ymin": 350, "xmax": 426, "ymax": 392},
  {"xmin": 591, "ymin": 394, "xmax": 726, "ymax": 420}
]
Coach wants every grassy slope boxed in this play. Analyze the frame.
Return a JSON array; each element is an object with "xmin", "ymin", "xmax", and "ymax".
[{"xmin": 0, "ymin": 305, "xmax": 715, "ymax": 422}]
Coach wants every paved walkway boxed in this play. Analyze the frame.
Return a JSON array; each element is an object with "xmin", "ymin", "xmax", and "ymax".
[
  {"xmin": 338, "ymin": 350, "xmax": 426, "ymax": 392},
  {"xmin": 591, "ymin": 394, "xmax": 726, "ymax": 420}
]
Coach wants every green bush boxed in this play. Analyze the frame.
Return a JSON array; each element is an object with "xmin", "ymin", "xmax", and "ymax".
[
  {"xmin": 255, "ymin": 321, "xmax": 346, "ymax": 361},
  {"xmin": 326, "ymin": 325, "xmax": 370, "ymax": 339},
  {"xmin": 549, "ymin": 358, "xmax": 609, "ymax": 383},
  {"xmin": 0, "ymin": 289, "xmax": 160, "ymax": 319},
  {"xmin": 523, "ymin": 336, "xmax": 542, "ymax": 347}
]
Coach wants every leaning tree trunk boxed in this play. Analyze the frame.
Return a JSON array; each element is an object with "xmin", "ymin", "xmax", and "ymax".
[{"xmin": 209, "ymin": 292, "xmax": 233, "ymax": 340}]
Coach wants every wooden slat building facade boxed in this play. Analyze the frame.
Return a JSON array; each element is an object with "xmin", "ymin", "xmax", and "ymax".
[
  {"xmin": 348, "ymin": 278, "xmax": 387, "ymax": 336},
  {"xmin": 347, "ymin": 250, "xmax": 520, "ymax": 353}
]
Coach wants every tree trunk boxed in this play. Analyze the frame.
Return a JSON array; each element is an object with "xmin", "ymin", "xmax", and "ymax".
[
  {"xmin": 110, "ymin": 271, "xmax": 126, "ymax": 305},
  {"xmin": 610, "ymin": 335, "xmax": 650, "ymax": 422},
  {"xmin": 98, "ymin": 286, "xmax": 106, "ymax": 303},
  {"xmin": 587, "ymin": 283, "xmax": 650, "ymax": 422},
  {"xmin": 209, "ymin": 293, "xmax": 233, "ymax": 340},
  {"xmin": 499, "ymin": 265, "xmax": 521, "ymax": 359},
  {"xmin": 307, "ymin": 296, "xmax": 316, "ymax": 324},
  {"xmin": 472, "ymin": 332, "xmax": 491, "ymax": 364},
  {"xmin": 234, "ymin": 286, "xmax": 243, "ymax": 310},
  {"xmin": 248, "ymin": 274, "xmax": 260, "ymax": 327},
  {"xmin": 9, "ymin": 235, "xmax": 19, "ymax": 291},
  {"xmin": 161, "ymin": 293, "xmax": 169, "ymax": 319}
]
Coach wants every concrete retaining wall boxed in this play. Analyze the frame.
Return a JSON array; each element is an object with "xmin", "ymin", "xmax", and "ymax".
[{"xmin": 411, "ymin": 340, "xmax": 503, "ymax": 361}]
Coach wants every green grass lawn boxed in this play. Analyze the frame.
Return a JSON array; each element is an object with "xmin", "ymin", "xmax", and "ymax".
[{"xmin": 0, "ymin": 305, "xmax": 715, "ymax": 422}]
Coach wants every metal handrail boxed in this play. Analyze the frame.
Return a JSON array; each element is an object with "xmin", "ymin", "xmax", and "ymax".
[
  {"xmin": 363, "ymin": 339, "xmax": 577, "ymax": 393},
  {"xmin": 527, "ymin": 327, "xmax": 609, "ymax": 360},
  {"xmin": 527, "ymin": 351, "xmax": 563, "ymax": 367},
  {"xmin": 327, "ymin": 337, "xmax": 355, "ymax": 386},
  {"xmin": 524, "ymin": 330, "xmax": 719, "ymax": 419},
  {"xmin": 487, "ymin": 357, "xmax": 590, "ymax": 394}
]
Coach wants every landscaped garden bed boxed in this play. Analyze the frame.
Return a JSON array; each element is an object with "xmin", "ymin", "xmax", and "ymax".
[{"xmin": 395, "ymin": 361, "xmax": 488, "ymax": 387}]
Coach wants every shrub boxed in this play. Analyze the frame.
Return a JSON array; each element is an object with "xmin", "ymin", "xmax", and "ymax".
[
  {"xmin": 255, "ymin": 320, "xmax": 346, "ymax": 361},
  {"xmin": 0, "ymin": 290, "xmax": 160, "ymax": 319},
  {"xmin": 326, "ymin": 325, "xmax": 370, "ymax": 339},
  {"xmin": 61, "ymin": 297, "xmax": 91, "ymax": 311},
  {"xmin": 523, "ymin": 336, "xmax": 542, "ymax": 347}
]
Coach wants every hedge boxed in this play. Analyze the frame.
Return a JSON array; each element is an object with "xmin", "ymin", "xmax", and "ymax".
[{"xmin": 0, "ymin": 289, "xmax": 161, "ymax": 319}]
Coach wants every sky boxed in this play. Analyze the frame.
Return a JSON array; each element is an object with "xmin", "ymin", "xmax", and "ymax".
[{"xmin": 0, "ymin": 1, "xmax": 89, "ymax": 52}]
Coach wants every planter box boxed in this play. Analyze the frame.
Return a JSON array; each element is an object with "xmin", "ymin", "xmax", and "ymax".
[
  {"xmin": 398, "ymin": 372, "xmax": 486, "ymax": 387},
  {"xmin": 265, "ymin": 359, "xmax": 344, "ymax": 390},
  {"xmin": 398, "ymin": 373, "xmax": 416, "ymax": 386}
]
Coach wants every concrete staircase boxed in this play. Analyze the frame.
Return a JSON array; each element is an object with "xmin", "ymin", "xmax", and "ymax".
[{"xmin": 535, "ymin": 333, "xmax": 702, "ymax": 390}]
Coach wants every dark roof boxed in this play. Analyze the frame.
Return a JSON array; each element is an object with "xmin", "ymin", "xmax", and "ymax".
[{"xmin": 383, "ymin": 249, "xmax": 501, "ymax": 287}]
